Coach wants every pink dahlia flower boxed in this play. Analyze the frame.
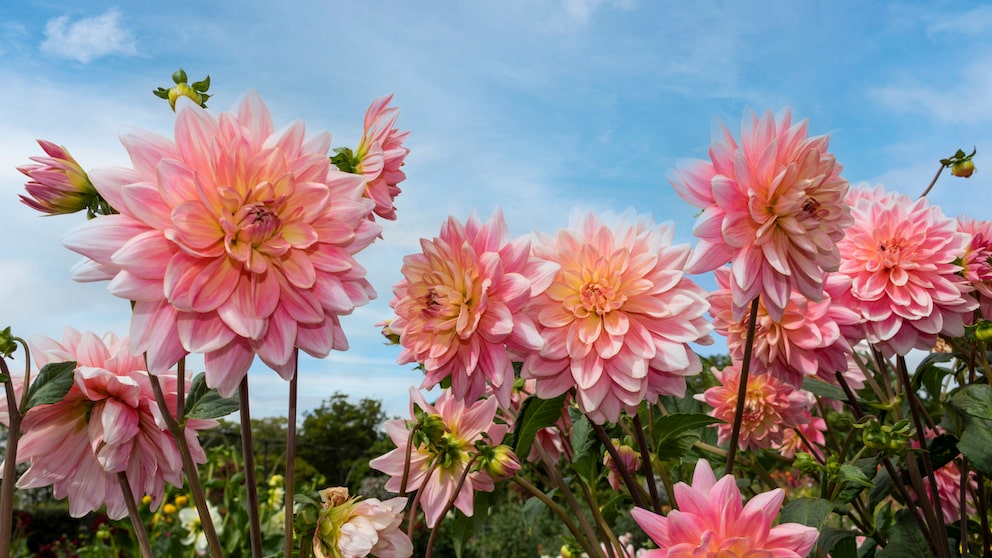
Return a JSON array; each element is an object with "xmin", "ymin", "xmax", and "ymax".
[
  {"xmin": 775, "ymin": 415, "xmax": 827, "ymax": 460},
  {"xmin": 313, "ymin": 487, "xmax": 412, "ymax": 558},
  {"xmin": 670, "ymin": 109, "xmax": 852, "ymax": 322},
  {"xmin": 836, "ymin": 185, "xmax": 977, "ymax": 355},
  {"xmin": 4, "ymin": 327, "xmax": 212, "ymax": 519},
  {"xmin": 19, "ymin": 139, "xmax": 101, "ymax": 216},
  {"xmin": 63, "ymin": 91, "xmax": 380, "ymax": 396},
  {"xmin": 353, "ymin": 94, "xmax": 410, "ymax": 221},
  {"xmin": 698, "ymin": 363, "xmax": 811, "ymax": 451},
  {"xmin": 604, "ymin": 440, "xmax": 641, "ymax": 491},
  {"xmin": 632, "ymin": 460, "xmax": 819, "ymax": 557},
  {"xmin": 369, "ymin": 389, "xmax": 509, "ymax": 528},
  {"xmin": 521, "ymin": 212, "xmax": 712, "ymax": 425},
  {"xmin": 958, "ymin": 217, "xmax": 992, "ymax": 320},
  {"xmin": 709, "ymin": 267, "xmax": 858, "ymax": 387},
  {"xmin": 389, "ymin": 210, "xmax": 556, "ymax": 405}
]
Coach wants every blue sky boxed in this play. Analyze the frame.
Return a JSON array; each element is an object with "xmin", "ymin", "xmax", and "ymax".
[{"xmin": 1, "ymin": 0, "xmax": 990, "ymax": 419}]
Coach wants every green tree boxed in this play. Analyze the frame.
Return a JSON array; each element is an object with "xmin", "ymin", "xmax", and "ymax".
[{"xmin": 297, "ymin": 392, "xmax": 388, "ymax": 490}]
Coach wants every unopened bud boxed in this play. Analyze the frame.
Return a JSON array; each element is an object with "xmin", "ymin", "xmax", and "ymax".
[{"xmin": 482, "ymin": 444, "xmax": 521, "ymax": 481}]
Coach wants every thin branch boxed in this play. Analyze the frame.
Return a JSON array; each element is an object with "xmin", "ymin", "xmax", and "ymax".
[{"xmin": 726, "ymin": 297, "xmax": 761, "ymax": 475}]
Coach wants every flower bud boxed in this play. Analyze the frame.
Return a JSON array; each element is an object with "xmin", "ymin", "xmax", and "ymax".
[
  {"xmin": 952, "ymin": 159, "xmax": 976, "ymax": 178},
  {"xmin": 603, "ymin": 440, "xmax": 641, "ymax": 490},
  {"xmin": 0, "ymin": 327, "xmax": 16, "ymax": 359},
  {"xmin": 18, "ymin": 140, "xmax": 103, "ymax": 216},
  {"xmin": 153, "ymin": 68, "xmax": 211, "ymax": 111},
  {"xmin": 482, "ymin": 444, "xmax": 521, "ymax": 481}
]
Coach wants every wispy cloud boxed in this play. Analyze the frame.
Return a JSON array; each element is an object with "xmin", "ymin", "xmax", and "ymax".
[
  {"xmin": 563, "ymin": 0, "xmax": 634, "ymax": 24},
  {"xmin": 868, "ymin": 53, "xmax": 992, "ymax": 126},
  {"xmin": 40, "ymin": 8, "xmax": 137, "ymax": 63},
  {"xmin": 927, "ymin": 5, "xmax": 992, "ymax": 37}
]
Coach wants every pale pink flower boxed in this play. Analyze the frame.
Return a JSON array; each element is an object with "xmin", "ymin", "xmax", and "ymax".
[
  {"xmin": 836, "ymin": 185, "xmax": 977, "ymax": 355},
  {"xmin": 958, "ymin": 217, "xmax": 992, "ymax": 320},
  {"xmin": 709, "ymin": 267, "xmax": 858, "ymax": 387},
  {"xmin": 698, "ymin": 364, "xmax": 811, "ymax": 451},
  {"xmin": 4, "ymin": 327, "xmax": 212, "ymax": 519},
  {"xmin": 522, "ymin": 212, "xmax": 712, "ymax": 425},
  {"xmin": 604, "ymin": 440, "xmax": 641, "ymax": 491},
  {"xmin": 670, "ymin": 109, "xmax": 852, "ymax": 322},
  {"xmin": 632, "ymin": 460, "xmax": 819, "ymax": 557},
  {"xmin": 389, "ymin": 210, "xmax": 556, "ymax": 405},
  {"xmin": 369, "ymin": 389, "xmax": 509, "ymax": 528},
  {"xmin": 63, "ymin": 92, "xmax": 380, "ymax": 396},
  {"xmin": 19, "ymin": 140, "xmax": 101, "ymax": 216},
  {"xmin": 312, "ymin": 488, "xmax": 412, "ymax": 558},
  {"xmin": 925, "ymin": 459, "xmax": 977, "ymax": 524},
  {"xmin": 353, "ymin": 94, "xmax": 410, "ymax": 221},
  {"xmin": 775, "ymin": 415, "xmax": 827, "ymax": 459}
]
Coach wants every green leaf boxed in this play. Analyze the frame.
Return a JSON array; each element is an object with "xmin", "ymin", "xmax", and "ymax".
[
  {"xmin": 877, "ymin": 509, "xmax": 935, "ymax": 558},
  {"xmin": 778, "ymin": 497, "xmax": 833, "ymax": 529},
  {"xmin": 570, "ymin": 412, "xmax": 600, "ymax": 482},
  {"xmin": 819, "ymin": 526, "xmax": 858, "ymax": 558},
  {"xmin": 653, "ymin": 413, "xmax": 720, "ymax": 461},
  {"xmin": 802, "ymin": 377, "xmax": 848, "ymax": 401},
  {"xmin": 512, "ymin": 393, "xmax": 566, "ymax": 460},
  {"xmin": 838, "ymin": 463, "xmax": 874, "ymax": 488},
  {"xmin": 949, "ymin": 384, "xmax": 992, "ymax": 421},
  {"xmin": 956, "ymin": 418, "xmax": 992, "ymax": 476},
  {"xmin": 184, "ymin": 372, "xmax": 240, "ymax": 419},
  {"xmin": 927, "ymin": 433, "xmax": 960, "ymax": 471},
  {"xmin": 23, "ymin": 361, "xmax": 76, "ymax": 411},
  {"xmin": 868, "ymin": 467, "xmax": 893, "ymax": 514}
]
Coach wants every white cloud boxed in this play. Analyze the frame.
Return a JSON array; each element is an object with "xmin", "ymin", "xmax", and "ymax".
[
  {"xmin": 40, "ymin": 8, "xmax": 137, "ymax": 64},
  {"xmin": 563, "ymin": 0, "xmax": 634, "ymax": 23},
  {"xmin": 927, "ymin": 5, "xmax": 992, "ymax": 36},
  {"xmin": 868, "ymin": 53, "xmax": 992, "ymax": 126}
]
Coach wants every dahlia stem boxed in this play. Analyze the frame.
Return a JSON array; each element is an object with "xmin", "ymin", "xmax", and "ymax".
[
  {"xmin": 238, "ymin": 377, "xmax": 263, "ymax": 558},
  {"xmin": 590, "ymin": 421, "xmax": 649, "ymax": 509},
  {"xmin": 725, "ymin": 297, "xmax": 760, "ymax": 475},
  {"xmin": 534, "ymin": 443, "xmax": 607, "ymax": 558},
  {"xmin": 148, "ymin": 374, "xmax": 224, "ymax": 557},
  {"xmin": 284, "ymin": 349, "xmax": 299, "ymax": 558},
  {"xmin": 918, "ymin": 162, "xmax": 946, "ymax": 199},
  {"xmin": 631, "ymin": 414, "xmax": 662, "ymax": 514},
  {"xmin": 895, "ymin": 355, "xmax": 949, "ymax": 556},
  {"xmin": 575, "ymin": 470, "xmax": 622, "ymax": 558},
  {"xmin": 399, "ymin": 424, "xmax": 421, "ymax": 496},
  {"xmin": 976, "ymin": 472, "xmax": 990, "ymax": 558},
  {"xmin": 117, "ymin": 472, "xmax": 153, "ymax": 558},
  {"xmin": 960, "ymin": 457, "xmax": 969, "ymax": 557},
  {"xmin": 511, "ymin": 476, "xmax": 592, "ymax": 556},
  {"xmin": 407, "ymin": 462, "xmax": 438, "ymax": 538},
  {"xmin": 0, "ymin": 353, "xmax": 24, "ymax": 558},
  {"xmin": 424, "ymin": 455, "xmax": 478, "ymax": 558}
]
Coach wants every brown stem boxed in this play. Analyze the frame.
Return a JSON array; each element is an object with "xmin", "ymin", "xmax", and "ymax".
[
  {"xmin": 284, "ymin": 349, "xmax": 299, "ymax": 558},
  {"xmin": 424, "ymin": 456, "xmax": 478, "ymax": 558},
  {"xmin": 726, "ymin": 297, "xmax": 761, "ymax": 475},
  {"xmin": 118, "ymin": 472, "xmax": 153, "ymax": 558},
  {"xmin": 534, "ymin": 443, "xmax": 607, "ymax": 558},
  {"xmin": 399, "ymin": 424, "xmax": 421, "ymax": 496},
  {"xmin": 918, "ymin": 163, "xmax": 946, "ymax": 199},
  {"xmin": 511, "ymin": 476, "xmax": 591, "ymax": 554},
  {"xmin": 590, "ymin": 421, "xmax": 649, "ymax": 509},
  {"xmin": 407, "ymin": 462, "xmax": 437, "ymax": 538},
  {"xmin": 148, "ymin": 374, "xmax": 224, "ymax": 557},
  {"xmin": 0, "ymin": 358, "xmax": 22, "ymax": 558},
  {"xmin": 976, "ymin": 472, "xmax": 990, "ymax": 558},
  {"xmin": 238, "ymin": 377, "xmax": 263, "ymax": 558},
  {"xmin": 631, "ymin": 414, "xmax": 662, "ymax": 514},
  {"xmin": 960, "ymin": 457, "xmax": 969, "ymax": 557}
]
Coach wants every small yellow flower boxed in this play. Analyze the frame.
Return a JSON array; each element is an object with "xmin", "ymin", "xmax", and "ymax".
[
  {"xmin": 175, "ymin": 495, "xmax": 189, "ymax": 507},
  {"xmin": 152, "ymin": 513, "xmax": 163, "ymax": 524},
  {"xmin": 141, "ymin": 495, "xmax": 152, "ymax": 506},
  {"xmin": 163, "ymin": 503, "xmax": 177, "ymax": 515}
]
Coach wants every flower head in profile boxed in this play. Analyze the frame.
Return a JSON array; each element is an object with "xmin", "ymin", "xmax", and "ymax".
[
  {"xmin": 632, "ymin": 460, "xmax": 819, "ymax": 557},
  {"xmin": 19, "ymin": 140, "xmax": 105, "ymax": 217},
  {"xmin": 603, "ymin": 440, "xmax": 641, "ymax": 491},
  {"xmin": 670, "ymin": 109, "xmax": 852, "ymax": 321},
  {"xmin": 389, "ymin": 210, "xmax": 556, "ymax": 405},
  {"xmin": 709, "ymin": 267, "xmax": 859, "ymax": 387},
  {"xmin": 311, "ymin": 487, "xmax": 412, "ymax": 558},
  {"xmin": 958, "ymin": 217, "xmax": 992, "ymax": 320},
  {"xmin": 346, "ymin": 94, "xmax": 410, "ymax": 221},
  {"xmin": 698, "ymin": 363, "xmax": 811, "ymax": 450},
  {"xmin": 836, "ymin": 185, "xmax": 977, "ymax": 355},
  {"xmin": 180, "ymin": 502, "xmax": 223, "ymax": 554},
  {"xmin": 369, "ymin": 389, "xmax": 509, "ymax": 528},
  {"xmin": 775, "ymin": 414, "xmax": 827, "ymax": 460},
  {"xmin": 63, "ymin": 91, "xmax": 380, "ymax": 396},
  {"xmin": 8, "ymin": 327, "xmax": 213, "ymax": 519},
  {"xmin": 522, "ymin": 212, "xmax": 712, "ymax": 424}
]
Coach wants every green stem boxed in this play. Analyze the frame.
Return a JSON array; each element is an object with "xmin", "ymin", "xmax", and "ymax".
[
  {"xmin": 238, "ymin": 377, "xmax": 263, "ymax": 558},
  {"xmin": 534, "ymin": 442, "xmax": 607, "ymax": 558},
  {"xmin": 511, "ymin": 476, "xmax": 592, "ymax": 555},
  {"xmin": 726, "ymin": 297, "xmax": 761, "ymax": 475},
  {"xmin": 0, "ymin": 357, "xmax": 22, "ymax": 558}
]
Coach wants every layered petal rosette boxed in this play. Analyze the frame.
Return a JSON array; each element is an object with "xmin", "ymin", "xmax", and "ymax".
[
  {"xmin": 4, "ymin": 327, "xmax": 212, "ymax": 519},
  {"xmin": 670, "ymin": 109, "xmax": 853, "ymax": 321},
  {"xmin": 521, "ymin": 212, "xmax": 712, "ymax": 424},
  {"xmin": 353, "ymin": 94, "xmax": 410, "ymax": 221},
  {"xmin": 835, "ymin": 185, "xmax": 977, "ymax": 355},
  {"xmin": 369, "ymin": 389, "xmax": 509, "ymax": 528},
  {"xmin": 709, "ymin": 267, "xmax": 859, "ymax": 387},
  {"xmin": 632, "ymin": 460, "xmax": 819, "ymax": 557},
  {"xmin": 63, "ymin": 92, "xmax": 380, "ymax": 395},
  {"xmin": 389, "ymin": 210, "xmax": 556, "ymax": 405},
  {"xmin": 958, "ymin": 217, "xmax": 992, "ymax": 320}
]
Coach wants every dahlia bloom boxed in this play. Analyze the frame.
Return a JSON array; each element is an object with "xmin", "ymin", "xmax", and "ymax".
[
  {"xmin": 353, "ymin": 94, "xmax": 410, "ymax": 220},
  {"xmin": 670, "ymin": 109, "xmax": 852, "ymax": 321},
  {"xmin": 5, "ymin": 327, "xmax": 212, "ymax": 519},
  {"xmin": 958, "ymin": 217, "xmax": 992, "ymax": 320},
  {"xmin": 604, "ymin": 440, "xmax": 641, "ymax": 491},
  {"xmin": 521, "ymin": 212, "xmax": 712, "ymax": 424},
  {"xmin": 19, "ymin": 139, "xmax": 102, "ymax": 216},
  {"xmin": 63, "ymin": 91, "xmax": 380, "ymax": 396},
  {"xmin": 180, "ymin": 502, "xmax": 223, "ymax": 554},
  {"xmin": 709, "ymin": 267, "xmax": 858, "ymax": 387},
  {"xmin": 836, "ymin": 185, "xmax": 977, "ymax": 355},
  {"xmin": 775, "ymin": 415, "xmax": 827, "ymax": 460},
  {"xmin": 390, "ymin": 210, "xmax": 556, "ymax": 405},
  {"xmin": 312, "ymin": 487, "xmax": 412, "ymax": 558},
  {"xmin": 631, "ymin": 460, "xmax": 819, "ymax": 557},
  {"xmin": 369, "ymin": 389, "xmax": 509, "ymax": 528},
  {"xmin": 698, "ymin": 363, "xmax": 811, "ymax": 451}
]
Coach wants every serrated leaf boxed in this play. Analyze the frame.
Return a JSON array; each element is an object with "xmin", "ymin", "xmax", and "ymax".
[
  {"xmin": 877, "ymin": 509, "xmax": 935, "ymax": 558},
  {"xmin": 570, "ymin": 413, "xmax": 600, "ymax": 482},
  {"xmin": 184, "ymin": 372, "xmax": 240, "ymax": 419},
  {"xmin": 23, "ymin": 361, "xmax": 76, "ymax": 411},
  {"xmin": 779, "ymin": 497, "xmax": 832, "ymax": 529},
  {"xmin": 956, "ymin": 419, "xmax": 992, "ymax": 477},
  {"xmin": 802, "ymin": 377, "xmax": 848, "ymax": 401},
  {"xmin": 949, "ymin": 384, "xmax": 992, "ymax": 421},
  {"xmin": 513, "ymin": 394, "xmax": 566, "ymax": 460}
]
